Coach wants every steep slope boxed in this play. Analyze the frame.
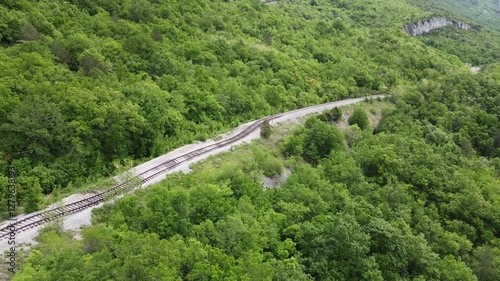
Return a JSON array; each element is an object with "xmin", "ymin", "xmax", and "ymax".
[
  {"xmin": 406, "ymin": 0, "xmax": 500, "ymax": 65},
  {"xmin": 412, "ymin": 0, "xmax": 500, "ymax": 31},
  {"xmin": 1, "ymin": 0, "xmax": 499, "ymax": 280},
  {"xmin": 419, "ymin": 26, "xmax": 500, "ymax": 65},
  {"xmin": 404, "ymin": 17, "xmax": 472, "ymax": 36},
  {"xmin": 0, "ymin": 0, "xmax": 468, "ymax": 214},
  {"xmin": 9, "ymin": 63, "xmax": 500, "ymax": 279}
]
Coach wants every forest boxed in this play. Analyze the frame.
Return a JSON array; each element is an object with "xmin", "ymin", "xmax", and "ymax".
[
  {"xmin": 0, "ymin": 0, "xmax": 499, "ymax": 280},
  {"xmin": 419, "ymin": 26, "xmax": 500, "ymax": 65},
  {"xmin": 11, "ymin": 67, "xmax": 500, "ymax": 280},
  {"xmin": 0, "ymin": 0, "xmax": 498, "ymax": 214},
  {"xmin": 413, "ymin": 0, "xmax": 500, "ymax": 32}
]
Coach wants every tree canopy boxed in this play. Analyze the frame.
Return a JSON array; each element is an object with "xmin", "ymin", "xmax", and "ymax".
[
  {"xmin": 1, "ymin": 0, "xmax": 499, "ymax": 280},
  {"xmin": 0, "ymin": 0, "xmax": 498, "ymax": 214}
]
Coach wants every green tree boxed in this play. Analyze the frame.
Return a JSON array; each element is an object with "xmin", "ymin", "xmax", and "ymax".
[
  {"xmin": 78, "ymin": 48, "xmax": 108, "ymax": 76},
  {"xmin": 261, "ymin": 119, "xmax": 272, "ymax": 139},
  {"xmin": 301, "ymin": 213, "xmax": 371, "ymax": 280},
  {"xmin": 437, "ymin": 255, "xmax": 477, "ymax": 281},
  {"xmin": 318, "ymin": 107, "xmax": 343, "ymax": 122},
  {"xmin": 0, "ymin": 96, "xmax": 68, "ymax": 164},
  {"xmin": 303, "ymin": 118, "xmax": 345, "ymax": 164},
  {"xmin": 349, "ymin": 108, "xmax": 370, "ymax": 130},
  {"xmin": 23, "ymin": 178, "xmax": 43, "ymax": 213},
  {"xmin": 329, "ymin": 107, "xmax": 343, "ymax": 122},
  {"xmin": 471, "ymin": 245, "xmax": 500, "ymax": 281},
  {"xmin": 261, "ymin": 157, "xmax": 284, "ymax": 177},
  {"xmin": 0, "ymin": 175, "xmax": 10, "ymax": 219},
  {"xmin": 281, "ymin": 128, "xmax": 305, "ymax": 157},
  {"xmin": 0, "ymin": 6, "xmax": 23, "ymax": 43}
]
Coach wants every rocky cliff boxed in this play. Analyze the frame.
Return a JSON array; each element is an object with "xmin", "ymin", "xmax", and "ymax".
[{"xmin": 404, "ymin": 17, "xmax": 472, "ymax": 36}]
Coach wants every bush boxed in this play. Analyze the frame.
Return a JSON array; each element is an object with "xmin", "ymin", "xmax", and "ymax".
[
  {"xmin": 260, "ymin": 119, "xmax": 272, "ymax": 139},
  {"xmin": 303, "ymin": 118, "xmax": 345, "ymax": 164},
  {"xmin": 320, "ymin": 107, "xmax": 342, "ymax": 122},
  {"xmin": 281, "ymin": 134, "xmax": 304, "ymax": 157},
  {"xmin": 348, "ymin": 108, "xmax": 370, "ymax": 130},
  {"xmin": 24, "ymin": 178, "xmax": 43, "ymax": 213},
  {"xmin": 262, "ymin": 157, "xmax": 284, "ymax": 177},
  {"xmin": 344, "ymin": 124, "xmax": 362, "ymax": 147}
]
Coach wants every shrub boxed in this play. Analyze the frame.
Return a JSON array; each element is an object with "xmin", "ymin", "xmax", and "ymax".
[
  {"xmin": 348, "ymin": 108, "xmax": 369, "ymax": 130},
  {"xmin": 260, "ymin": 119, "xmax": 272, "ymax": 139},
  {"xmin": 262, "ymin": 157, "xmax": 284, "ymax": 177},
  {"xmin": 303, "ymin": 118, "xmax": 345, "ymax": 164},
  {"xmin": 322, "ymin": 107, "xmax": 342, "ymax": 122}
]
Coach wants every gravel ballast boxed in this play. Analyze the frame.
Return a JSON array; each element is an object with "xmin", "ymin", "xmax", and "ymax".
[{"xmin": 0, "ymin": 95, "xmax": 384, "ymax": 253}]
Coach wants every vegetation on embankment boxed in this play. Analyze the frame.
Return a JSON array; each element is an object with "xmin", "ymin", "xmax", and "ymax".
[
  {"xmin": 0, "ymin": 2, "xmax": 499, "ymax": 280},
  {"xmin": 10, "ymin": 74, "xmax": 500, "ymax": 279},
  {"xmin": 1, "ymin": 0, "xmax": 486, "ymax": 215}
]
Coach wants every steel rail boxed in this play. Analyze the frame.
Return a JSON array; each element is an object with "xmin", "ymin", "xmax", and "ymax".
[
  {"xmin": 0, "ymin": 114, "xmax": 282, "ymax": 240},
  {"xmin": 0, "ymin": 94, "xmax": 383, "ymax": 240}
]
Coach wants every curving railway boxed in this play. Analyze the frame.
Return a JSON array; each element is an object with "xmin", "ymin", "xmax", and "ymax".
[
  {"xmin": 0, "ymin": 94, "xmax": 384, "ymax": 241},
  {"xmin": 0, "ymin": 113, "xmax": 284, "ymax": 241}
]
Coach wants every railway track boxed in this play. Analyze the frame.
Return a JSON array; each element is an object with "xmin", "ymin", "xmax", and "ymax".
[
  {"xmin": 0, "ymin": 94, "xmax": 384, "ymax": 241},
  {"xmin": 0, "ymin": 114, "xmax": 283, "ymax": 241}
]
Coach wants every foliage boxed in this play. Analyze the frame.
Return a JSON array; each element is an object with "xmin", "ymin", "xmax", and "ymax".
[
  {"xmin": 413, "ymin": 0, "xmax": 500, "ymax": 31},
  {"xmin": 14, "ymin": 91, "xmax": 500, "ymax": 279},
  {"xmin": 0, "ymin": 0, "xmax": 497, "ymax": 213},
  {"xmin": 3, "ymin": 0, "xmax": 500, "ymax": 279},
  {"xmin": 261, "ymin": 157, "xmax": 284, "ymax": 177},
  {"xmin": 302, "ymin": 117, "xmax": 345, "ymax": 164},
  {"xmin": 260, "ymin": 119, "xmax": 272, "ymax": 139},
  {"xmin": 318, "ymin": 107, "xmax": 342, "ymax": 122},
  {"xmin": 22, "ymin": 178, "xmax": 43, "ymax": 213},
  {"xmin": 348, "ymin": 108, "xmax": 370, "ymax": 130},
  {"xmin": 419, "ymin": 27, "xmax": 500, "ymax": 65}
]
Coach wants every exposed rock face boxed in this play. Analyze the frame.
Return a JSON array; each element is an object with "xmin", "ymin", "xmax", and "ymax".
[{"xmin": 404, "ymin": 17, "xmax": 472, "ymax": 36}]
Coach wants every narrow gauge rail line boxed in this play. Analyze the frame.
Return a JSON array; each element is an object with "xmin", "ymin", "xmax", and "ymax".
[
  {"xmin": 0, "ymin": 114, "xmax": 283, "ymax": 240},
  {"xmin": 0, "ymin": 95, "xmax": 381, "ymax": 240}
]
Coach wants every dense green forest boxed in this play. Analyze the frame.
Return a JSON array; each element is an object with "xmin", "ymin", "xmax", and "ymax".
[
  {"xmin": 11, "ymin": 66, "xmax": 500, "ymax": 280},
  {"xmin": 2, "ymin": 0, "xmax": 488, "ymax": 214},
  {"xmin": 419, "ymin": 26, "xmax": 500, "ymax": 65},
  {"xmin": 1, "ymin": 0, "xmax": 500, "ymax": 279},
  {"xmin": 413, "ymin": 0, "xmax": 500, "ymax": 31},
  {"xmin": 411, "ymin": 0, "xmax": 500, "ymax": 65}
]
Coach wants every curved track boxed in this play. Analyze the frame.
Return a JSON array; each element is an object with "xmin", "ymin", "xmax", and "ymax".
[
  {"xmin": 0, "ymin": 114, "xmax": 284, "ymax": 240},
  {"xmin": 0, "ymin": 95, "xmax": 384, "ymax": 241}
]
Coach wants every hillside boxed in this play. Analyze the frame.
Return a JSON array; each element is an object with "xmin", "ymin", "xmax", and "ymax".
[
  {"xmin": 419, "ymin": 25, "xmax": 500, "ymax": 65},
  {"xmin": 1, "ymin": 0, "xmax": 499, "ymax": 280},
  {"xmin": 0, "ymin": 0, "xmax": 473, "ymax": 215},
  {"xmin": 413, "ymin": 0, "xmax": 500, "ymax": 31},
  {"xmin": 10, "ymin": 77, "xmax": 500, "ymax": 280}
]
